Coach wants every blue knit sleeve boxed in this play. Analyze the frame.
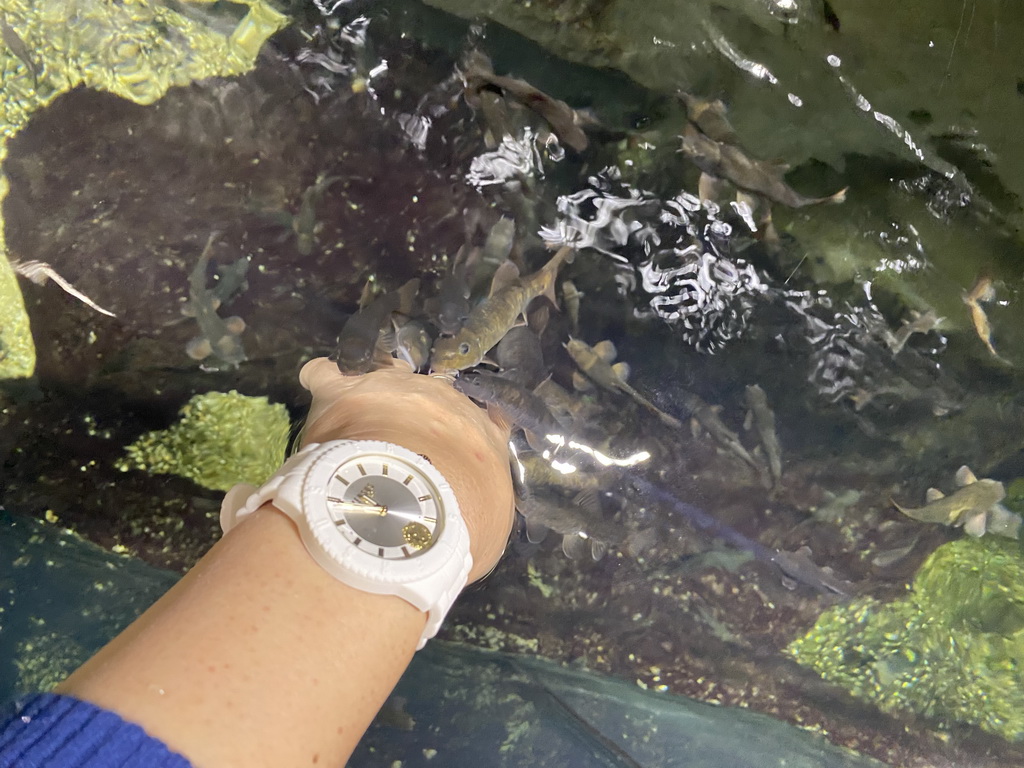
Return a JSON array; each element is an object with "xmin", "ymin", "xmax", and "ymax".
[{"xmin": 0, "ymin": 693, "xmax": 193, "ymax": 768}]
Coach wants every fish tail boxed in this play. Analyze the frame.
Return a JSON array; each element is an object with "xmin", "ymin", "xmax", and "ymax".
[
  {"xmin": 540, "ymin": 246, "xmax": 574, "ymax": 306},
  {"xmin": 826, "ymin": 187, "xmax": 847, "ymax": 204}
]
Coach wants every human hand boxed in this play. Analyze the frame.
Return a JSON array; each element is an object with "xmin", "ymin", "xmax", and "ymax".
[{"xmin": 298, "ymin": 357, "xmax": 514, "ymax": 582}]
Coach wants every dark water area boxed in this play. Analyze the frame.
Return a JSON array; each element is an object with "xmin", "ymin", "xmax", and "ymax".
[{"xmin": 3, "ymin": 0, "xmax": 1024, "ymax": 765}]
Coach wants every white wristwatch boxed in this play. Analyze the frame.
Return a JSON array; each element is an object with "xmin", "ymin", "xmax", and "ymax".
[{"xmin": 220, "ymin": 439, "xmax": 473, "ymax": 649}]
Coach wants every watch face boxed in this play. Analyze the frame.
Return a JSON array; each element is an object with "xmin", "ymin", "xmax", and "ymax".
[{"xmin": 325, "ymin": 452, "xmax": 444, "ymax": 560}]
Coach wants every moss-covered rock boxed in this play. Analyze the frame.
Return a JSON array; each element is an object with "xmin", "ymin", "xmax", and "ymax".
[
  {"xmin": 0, "ymin": 0, "xmax": 288, "ymax": 379},
  {"xmin": 787, "ymin": 536, "xmax": 1024, "ymax": 741},
  {"xmin": 116, "ymin": 390, "xmax": 290, "ymax": 491}
]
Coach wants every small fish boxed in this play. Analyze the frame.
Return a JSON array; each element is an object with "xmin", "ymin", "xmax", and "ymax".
[
  {"xmin": 962, "ymin": 275, "xmax": 1005, "ymax": 362},
  {"xmin": 632, "ymin": 474, "xmax": 853, "ymax": 596},
  {"xmin": 391, "ymin": 317, "xmax": 433, "ymax": 372},
  {"xmin": 680, "ymin": 122, "xmax": 846, "ymax": 208},
  {"xmin": 2, "ymin": 21, "xmax": 39, "ymax": 89},
  {"xmin": 333, "ymin": 278, "xmax": 419, "ymax": 374},
  {"xmin": 678, "ymin": 389, "xmax": 758, "ymax": 471},
  {"xmin": 471, "ymin": 217, "xmax": 517, "ymax": 294},
  {"xmin": 520, "ymin": 452, "xmax": 603, "ymax": 493},
  {"xmin": 517, "ymin": 488, "xmax": 619, "ymax": 560},
  {"xmin": 892, "ymin": 465, "xmax": 1017, "ymax": 538},
  {"xmin": 743, "ymin": 384, "xmax": 783, "ymax": 486},
  {"xmin": 885, "ymin": 308, "xmax": 942, "ymax": 355},
  {"xmin": 565, "ymin": 338, "xmax": 683, "ymax": 429},
  {"xmin": 431, "ymin": 247, "xmax": 573, "ymax": 372},
  {"xmin": 495, "ymin": 325, "xmax": 546, "ymax": 390},
  {"xmin": 293, "ymin": 174, "xmax": 341, "ymax": 256},
  {"xmin": 533, "ymin": 378, "xmax": 598, "ymax": 427},
  {"xmin": 427, "ymin": 256, "xmax": 471, "ymax": 336},
  {"xmin": 463, "ymin": 52, "xmax": 589, "ymax": 153},
  {"xmin": 768, "ymin": 547, "xmax": 854, "ymax": 597},
  {"xmin": 184, "ymin": 233, "xmax": 246, "ymax": 368},
  {"xmin": 561, "ymin": 280, "xmax": 582, "ymax": 336},
  {"xmin": 677, "ymin": 92, "xmax": 741, "ymax": 145},
  {"xmin": 454, "ymin": 370, "xmax": 565, "ymax": 442}
]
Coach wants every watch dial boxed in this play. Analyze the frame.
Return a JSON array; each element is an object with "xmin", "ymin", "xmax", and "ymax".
[{"xmin": 325, "ymin": 454, "xmax": 444, "ymax": 559}]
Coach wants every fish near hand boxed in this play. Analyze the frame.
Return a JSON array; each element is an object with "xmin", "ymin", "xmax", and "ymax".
[{"xmin": 430, "ymin": 247, "xmax": 573, "ymax": 373}]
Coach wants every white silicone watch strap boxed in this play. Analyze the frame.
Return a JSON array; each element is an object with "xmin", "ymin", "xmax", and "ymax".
[{"xmin": 220, "ymin": 441, "xmax": 471, "ymax": 649}]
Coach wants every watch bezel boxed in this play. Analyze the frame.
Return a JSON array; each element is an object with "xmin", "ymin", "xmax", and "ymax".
[{"xmin": 298, "ymin": 440, "xmax": 464, "ymax": 587}]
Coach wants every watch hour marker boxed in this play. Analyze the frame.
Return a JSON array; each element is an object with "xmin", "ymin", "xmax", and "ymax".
[
  {"xmin": 382, "ymin": 463, "xmax": 389, "ymax": 475},
  {"xmin": 378, "ymin": 547, "xmax": 385, "ymax": 557},
  {"xmin": 403, "ymin": 474, "xmax": 414, "ymax": 485},
  {"xmin": 357, "ymin": 463, "xmax": 367, "ymax": 476},
  {"xmin": 417, "ymin": 494, "xmax": 431, "ymax": 502},
  {"xmin": 353, "ymin": 537, "xmax": 362, "ymax": 546},
  {"xmin": 335, "ymin": 474, "xmax": 350, "ymax": 486},
  {"xmin": 423, "ymin": 516, "xmax": 436, "ymax": 524}
]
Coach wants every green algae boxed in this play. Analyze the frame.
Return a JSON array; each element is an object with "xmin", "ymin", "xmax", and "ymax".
[
  {"xmin": 0, "ymin": 0, "xmax": 288, "ymax": 379},
  {"xmin": 787, "ymin": 536, "xmax": 1024, "ymax": 741},
  {"xmin": 116, "ymin": 390, "xmax": 290, "ymax": 491}
]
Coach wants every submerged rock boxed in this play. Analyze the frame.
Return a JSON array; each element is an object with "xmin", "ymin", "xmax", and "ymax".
[
  {"xmin": 788, "ymin": 536, "xmax": 1024, "ymax": 741},
  {"xmin": 116, "ymin": 390, "xmax": 290, "ymax": 491}
]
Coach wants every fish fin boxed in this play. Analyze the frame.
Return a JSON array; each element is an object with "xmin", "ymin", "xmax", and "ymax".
[
  {"xmin": 185, "ymin": 337, "xmax": 213, "ymax": 360},
  {"xmin": 572, "ymin": 489, "xmax": 601, "ymax": 514},
  {"xmin": 561, "ymin": 533, "xmax": 588, "ymax": 560},
  {"xmin": 955, "ymin": 465, "xmax": 978, "ymax": 486},
  {"xmin": 525, "ymin": 519, "xmax": 549, "ymax": 544},
  {"xmin": 572, "ymin": 371, "xmax": 594, "ymax": 392},
  {"xmin": 358, "ymin": 278, "xmax": 377, "ymax": 309},
  {"xmin": 611, "ymin": 361, "xmax": 631, "ymax": 383},
  {"xmin": 525, "ymin": 429, "xmax": 546, "ymax": 452},
  {"xmin": 484, "ymin": 403, "xmax": 514, "ymax": 434},
  {"xmin": 743, "ymin": 410, "xmax": 753, "ymax": 431},
  {"xmin": 489, "ymin": 260, "xmax": 520, "ymax": 296},
  {"xmin": 925, "ymin": 487, "xmax": 945, "ymax": 503},
  {"xmin": 378, "ymin": 326, "xmax": 397, "ymax": 353},
  {"xmin": 592, "ymin": 339, "xmax": 617, "ymax": 363},
  {"xmin": 825, "ymin": 187, "xmax": 847, "ymax": 204},
  {"xmin": 962, "ymin": 510, "xmax": 988, "ymax": 537},
  {"xmin": 591, "ymin": 540, "xmax": 608, "ymax": 561},
  {"xmin": 527, "ymin": 302, "xmax": 551, "ymax": 334},
  {"xmin": 396, "ymin": 278, "xmax": 421, "ymax": 316},
  {"xmin": 698, "ymin": 173, "xmax": 727, "ymax": 203}
]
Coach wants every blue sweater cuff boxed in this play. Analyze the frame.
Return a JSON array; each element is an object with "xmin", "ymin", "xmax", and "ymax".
[{"xmin": 0, "ymin": 693, "xmax": 193, "ymax": 768}]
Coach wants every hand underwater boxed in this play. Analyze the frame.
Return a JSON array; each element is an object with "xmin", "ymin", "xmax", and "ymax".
[{"xmin": 299, "ymin": 357, "xmax": 515, "ymax": 582}]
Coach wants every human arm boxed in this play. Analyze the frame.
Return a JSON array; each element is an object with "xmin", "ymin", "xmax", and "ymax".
[{"xmin": 53, "ymin": 358, "xmax": 515, "ymax": 768}]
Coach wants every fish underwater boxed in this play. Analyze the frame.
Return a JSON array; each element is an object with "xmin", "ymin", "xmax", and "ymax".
[
  {"xmin": 678, "ymin": 93, "xmax": 846, "ymax": 209},
  {"xmin": 426, "ymin": 255, "xmax": 471, "ymax": 337},
  {"xmin": 182, "ymin": 233, "xmax": 248, "ymax": 368},
  {"xmin": 495, "ymin": 325, "xmax": 546, "ymax": 390},
  {"xmin": 387, "ymin": 316, "xmax": 434, "ymax": 372},
  {"xmin": 892, "ymin": 465, "xmax": 1021, "ymax": 539},
  {"xmin": 431, "ymin": 246, "xmax": 573, "ymax": 372},
  {"xmin": 463, "ymin": 51, "xmax": 590, "ymax": 153},
  {"xmin": 517, "ymin": 488, "xmax": 619, "ymax": 561},
  {"xmin": 744, "ymin": 384, "xmax": 783, "ymax": 487},
  {"xmin": 333, "ymin": 278, "xmax": 419, "ymax": 374},
  {"xmin": 962, "ymin": 275, "xmax": 1007, "ymax": 363},
  {"xmin": 454, "ymin": 370, "xmax": 566, "ymax": 444},
  {"xmin": 2, "ymin": 20, "xmax": 40, "ymax": 89},
  {"xmin": 565, "ymin": 338, "xmax": 682, "ymax": 429},
  {"xmin": 680, "ymin": 389, "xmax": 758, "ymax": 472}
]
